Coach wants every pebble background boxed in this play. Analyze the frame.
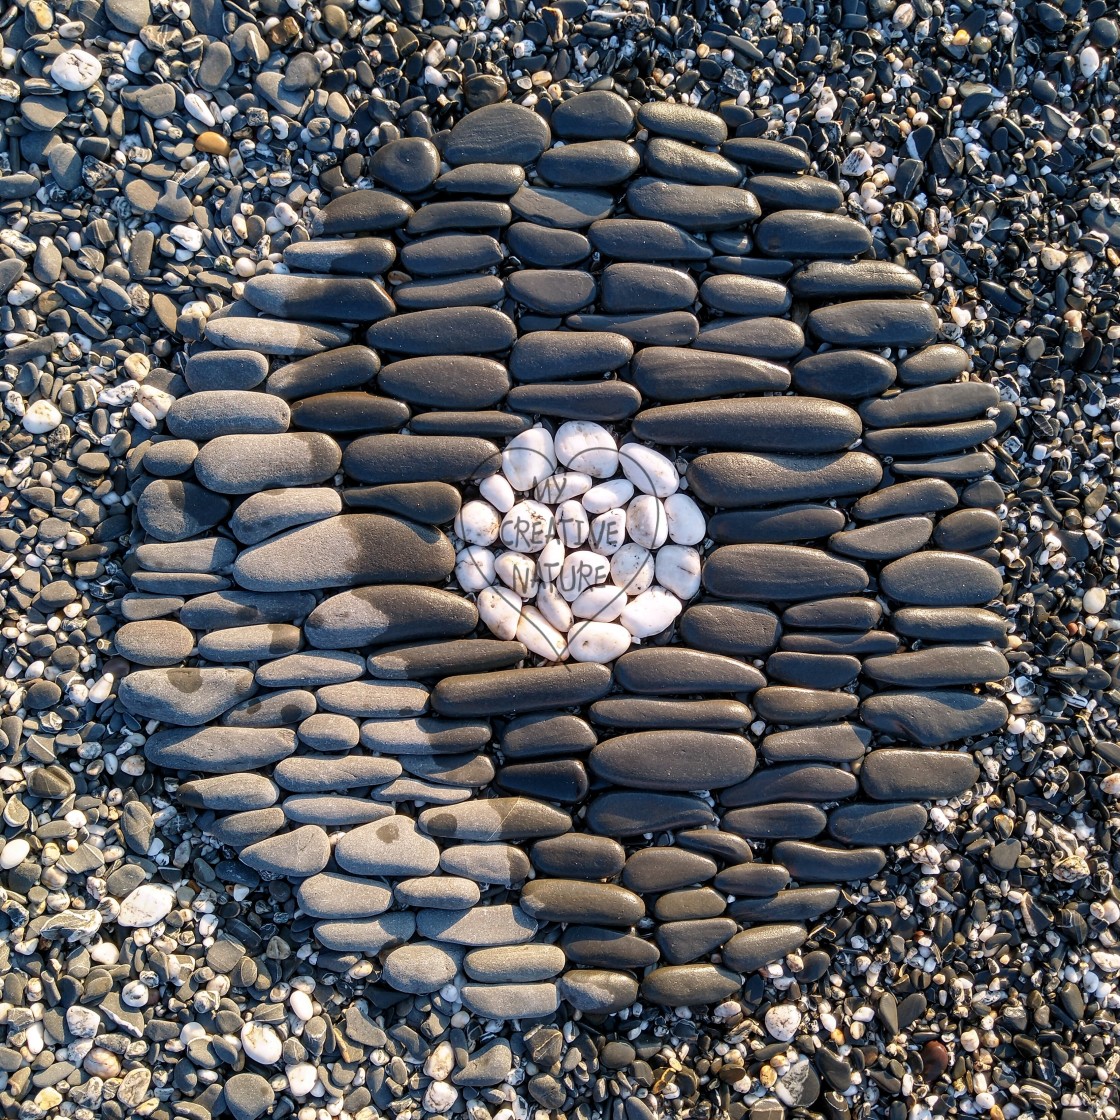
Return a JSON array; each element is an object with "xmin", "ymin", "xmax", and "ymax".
[{"xmin": 1, "ymin": 1, "xmax": 1119, "ymax": 1120}]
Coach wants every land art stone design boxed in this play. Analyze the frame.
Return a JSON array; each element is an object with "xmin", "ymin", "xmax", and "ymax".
[{"xmin": 119, "ymin": 93, "xmax": 1011, "ymax": 1014}]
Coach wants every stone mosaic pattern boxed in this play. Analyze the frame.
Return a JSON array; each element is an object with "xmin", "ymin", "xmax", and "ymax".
[{"xmin": 119, "ymin": 93, "xmax": 1011, "ymax": 1014}]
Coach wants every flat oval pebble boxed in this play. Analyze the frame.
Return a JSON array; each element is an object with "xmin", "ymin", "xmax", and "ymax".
[
  {"xmin": 590, "ymin": 731, "xmax": 755, "ymax": 791},
  {"xmin": 859, "ymin": 749, "xmax": 979, "ymax": 800},
  {"xmin": 879, "ymin": 552, "xmax": 1001, "ymax": 606},
  {"xmin": 755, "ymin": 211, "xmax": 872, "ymax": 257},
  {"xmin": 808, "ymin": 299, "xmax": 940, "ymax": 348},
  {"xmin": 446, "ymin": 103, "xmax": 550, "ymax": 166},
  {"xmin": 366, "ymin": 307, "xmax": 516, "ymax": 355},
  {"xmin": 703, "ymin": 544, "xmax": 869, "ymax": 601},
  {"xmin": 193, "ymin": 433, "xmax": 341, "ymax": 494},
  {"xmin": 860, "ymin": 690, "xmax": 1007, "ymax": 745},
  {"xmin": 637, "ymin": 103, "xmax": 727, "ymax": 144},
  {"xmin": 312, "ymin": 190, "xmax": 413, "ymax": 235},
  {"xmin": 688, "ymin": 452, "xmax": 881, "ymax": 508},
  {"xmin": 641, "ymin": 965, "xmax": 741, "ymax": 1007},
  {"xmin": 722, "ymin": 924, "xmax": 808, "ymax": 972}
]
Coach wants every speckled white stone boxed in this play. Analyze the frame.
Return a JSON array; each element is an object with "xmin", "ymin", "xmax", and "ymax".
[
  {"xmin": 619, "ymin": 443, "xmax": 679, "ymax": 497},
  {"xmin": 655, "ymin": 544, "xmax": 703, "ymax": 599},
  {"xmin": 582, "ymin": 477, "xmax": 635, "ymax": 514},
  {"xmin": 665, "ymin": 492, "xmax": 706, "ymax": 545},
  {"xmin": 554, "ymin": 420, "xmax": 619, "ymax": 478},
  {"xmin": 627, "ymin": 494, "xmax": 669, "ymax": 550},
  {"xmin": 567, "ymin": 620, "xmax": 632, "ymax": 663},
  {"xmin": 620, "ymin": 587, "xmax": 682, "ymax": 638},
  {"xmin": 502, "ymin": 427, "xmax": 556, "ymax": 491}
]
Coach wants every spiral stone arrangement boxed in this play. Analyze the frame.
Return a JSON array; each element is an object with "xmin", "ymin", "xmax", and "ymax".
[{"xmin": 118, "ymin": 92, "xmax": 1011, "ymax": 1015}]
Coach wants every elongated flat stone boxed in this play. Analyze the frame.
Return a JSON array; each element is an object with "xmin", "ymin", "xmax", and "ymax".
[
  {"xmin": 566, "ymin": 310, "xmax": 698, "ymax": 347},
  {"xmin": 703, "ymin": 544, "xmax": 868, "ymax": 601},
  {"xmin": 204, "ymin": 316, "xmax": 351, "ymax": 356},
  {"xmin": 265, "ymin": 345, "xmax": 379, "ymax": 400},
  {"xmin": 317, "ymin": 680, "xmax": 427, "ymax": 718},
  {"xmin": 747, "ymin": 173, "xmax": 843, "ymax": 212},
  {"xmin": 296, "ymin": 873, "xmax": 393, "ymax": 919},
  {"xmin": 614, "ymin": 648, "xmax": 764, "ymax": 694},
  {"xmin": 506, "ymin": 270, "xmax": 597, "ymax": 314},
  {"xmin": 633, "ymin": 397, "xmax": 860, "ymax": 452},
  {"xmin": 520, "ymin": 880, "xmax": 644, "ymax": 925},
  {"xmin": 898, "ymin": 344, "xmax": 970, "ymax": 386},
  {"xmin": 721, "ymin": 763, "xmax": 858, "ymax": 808},
  {"xmin": 755, "ymin": 211, "xmax": 872, "ymax": 257},
  {"xmin": 728, "ymin": 888, "xmax": 839, "ymax": 923},
  {"xmin": 722, "ymin": 137, "xmax": 809, "ymax": 171},
  {"xmin": 808, "ymin": 300, "xmax": 940, "ymax": 348},
  {"xmin": 638, "ymin": 102, "xmax": 727, "ymax": 144},
  {"xmin": 284, "ymin": 237, "xmax": 397, "ymax": 275},
  {"xmin": 502, "ymin": 712, "xmax": 596, "ymax": 759},
  {"xmin": 540, "ymin": 140, "xmax": 640, "ymax": 186},
  {"xmin": 629, "ymin": 347, "xmax": 789, "ymax": 401},
  {"xmin": 773, "ymin": 841, "xmax": 885, "ymax": 882},
  {"xmin": 254, "ymin": 651, "xmax": 365, "ymax": 688},
  {"xmin": 510, "ymin": 185, "xmax": 614, "ymax": 228},
  {"xmin": 585, "ymin": 792, "xmax": 716, "ymax": 835},
  {"xmin": 289, "ymin": 392, "xmax": 410, "ymax": 434},
  {"xmin": 507, "ymin": 223, "xmax": 590, "ymax": 267},
  {"xmin": 860, "ymin": 382, "xmax": 998, "ymax": 426},
  {"xmin": 167, "ymin": 390, "xmax": 290, "ymax": 440},
  {"xmin": 282, "ymin": 795, "xmax": 393, "ymax": 827},
  {"xmin": 722, "ymin": 803, "xmax": 828, "ymax": 840},
  {"xmin": 601, "ymin": 264, "xmax": 698, "ymax": 314},
  {"xmin": 495, "ymin": 760, "xmax": 588, "ymax": 802},
  {"xmin": 366, "ymin": 307, "xmax": 516, "ymax": 355},
  {"xmin": 893, "ymin": 607, "xmax": 1007, "ymax": 643},
  {"xmin": 590, "ymin": 697, "xmax": 752, "ymax": 730},
  {"xmin": 312, "ymin": 190, "xmax": 413, "ymax": 234},
  {"xmin": 185, "ymin": 349, "xmax": 268, "ymax": 392},
  {"xmin": 722, "ymin": 924, "xmax": 807, "ymax": 972},
  {"xmin": 700, "ymin": 273, "xmax": 792, "ymax": 316},
  {"xmin": 272, "ymin": 756, "xmax": 402, "ymax": 791},
  {"xmin": 783, "ymin": 598, "xmax": 882, "ymax": 630},
  {"xmin": 590, "ymin": 731, "xmax": 755, "ymax": 791},
  {"xmin": 335, "ymin": 816, "xmax": 440, "ymax": 876},
  {"xmin": 860, "ymin": 749, "xmax": 979, "ymax": 800},
  {"xmin": 790, "ymin": 260, "xmax": 923, "ymax": 298},
  {"xmin": 193, "ymin": 433, "xmax": 341, "ymax": 495},
  {"xmin": 179, "ymin": 590, "xmax": 316, "ymax": 629},
  {"xmin": 314, "ymin": 913, "xmax": 415, "ymax": 953},
  {"xmin": 657, "ymin": 918, "xmax": 737, "ymax": 965},
  {"xmin": 552, "ymin": 90, "xmax": 634, "ymax": 139},
  {"xmin": 506, "ymin": 381, "xmax": 641, "ymax": 422},
  {"xmin": 432, "ymin": 664, "xmax": 612, "ymax": 717},
  {"xmin": 344, "ymin": 482, "xmax": 463, "ymax": 523},
  {"xmin": 233, "ymin": 515, "xmax": 454, "ymax": 592},
  {"xmin": 767, "ymin": 652, "xmax": 860, "ymax": 690},
  {"xmin": 623, "ymin": 848, "xmax": 716, "ymax": 893},
  {"xmin": 708, "ymin": 505, "xmax": 846, "ymax": 544},
  {"xmin": 641, "ymin": 965, "xmax": 740, "ymax": 1007},
  {"xmin": 627, "ymin": 179, "xmax": 760, "ymax": 230},
  {"xmin": 694, "ymin": 317, "xmax": 804, "ymax": 359},
  {"xmin": 678, "ymin": 602, "xmax": 781, "ymax": 656},
  {"xmin": 531, "ymin": 835, "xmax": 626, "ymax": 880},
  {"xmin": 360, "ymin": 718, "xmax": 490, "ymax": 755},
  {"xmin": 446, "ymin": 103, "xmax": 550, "ymax": 165},
  {"xmin": 864, "ymin": 419, "xmax": 997, "ymax": 457},
  {"xmin": 934, "ymin": 509, "xmax": 1002, "ymax": 550},
  {"xmin": 437, "ymin": 163, "xmax": 525, "ymax": 195},
  {"xmin": 377, "ymin": 356, "xmax": 509, "ymax": 409},
  {"xmin": 381, "ymin": 942, "xmax": 461, "ymax": 994},
  {"xmin": 120, "ymin": 667, "xmax": 256, "ymax": 725},
  {"xmin": 242, "ymin": 274, "xmax": 394, "ymax": 323},
  {"xmin": 510, "ymin": 331, "xmax": 633, "ymax": 382},
  {"xmin": 829, "ymin": 802, "xmax": 928, "ymax": 845},
  {"xmin": 418, "ymin": 798, "xmax": 571, "ymax": 841},
  {"xmin": 829, "ymin": 517, "xmax": 933, "ymax": 561},
  {"xmin": 180, "ymin": 771, "xmax": 277, "ymax": 811},
  {"xmin": 417, "ymin": 903, "xmax": 538, "ymax": 946},
  {"xmin": 589, "ymin": 219, "xmax": 712, "ymax": 262},
  {"xmin": 862, "ymin": 646, "xmax": 1009, "ymax": 687},
  {"xmin": 144, "ymin": 726, "xmax": 296, "ymax": 773},
  {"xmin": 688, "ymin": 452, "xmax": 881, "ymax": 508},
  {"xmin": 792, "ymin": 350, "xmax": 897, "ymax": 399},
  {"xmin": 242, "ymin": 826, "xmax": 330, "ymax": 879},
  {"xmin": 395, "ymin": 274, "xmax": 505, "ymax": 310},
  {"xmin": 560, "ymin": 971, "xmax": 640, "ymax": 1015},
  {"xmin": 562, "ymin": 925, "xmax": 660, "ymax": 968},
  {"xmin": 407, "ymin": 199, "xmax": 511, "ymax": 235},
  {"xmin": 460, "ymin": 983, "xmax": 559, "ymax": 1020},
  {"xmin": 880, "ymin": 552, "xmax": 1001, "ymax": 606},
  {"xmin": 306, "ymin": 585, "xmax": 477, "ymax": 649},
  {"xmin": 860, "ymin": 691, "xmax": 1007, "ymax": 745},
  {"xmin": 890, "ymin": 451, "xmax": 996, "ymax": 481},
  {"xmin": 853, "ymin": 478, "xmax": 958, "ymax": 521},
  {"xmin": 781, "ymin": 630, "xmax": 899, "ymax": 656},
  {"xmin": 400, "ymin": 233, "xmax": 504, "ymax": 276},
  {"xmin": 368, "ymin": 639, "xmax": 526, "ymax": 680},
  {"xmin": 339, "ymin": 429, "xmax": 492, "ymax": 485}
]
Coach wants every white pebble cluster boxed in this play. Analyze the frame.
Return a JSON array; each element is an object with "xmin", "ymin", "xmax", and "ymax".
[{"xmin": 452, "ymin": 422, "xmax": 706, "ymax": 664}]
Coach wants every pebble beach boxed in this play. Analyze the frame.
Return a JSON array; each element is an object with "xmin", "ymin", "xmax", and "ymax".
[{"xmin": 1, "ymin": 1, "xmax": 1119, "ymax": 1120}]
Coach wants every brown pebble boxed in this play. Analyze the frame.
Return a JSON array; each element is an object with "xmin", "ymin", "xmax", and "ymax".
[
  {"xmin": 921, "ymin": 1040, "xmax": 949, "ymax": 1080},
  {"xmin": 196, "ymin": 132, "xmax": 230, "ymax": 156}
]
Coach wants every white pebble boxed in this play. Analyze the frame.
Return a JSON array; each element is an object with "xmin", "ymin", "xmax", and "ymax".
[
  {"xmin": 479, "ymin": 473, "xmax": 515, "ymax": 512},
  {"xmin": 50, "ymin": 48, "xmax": 102, "ymax": 91},
  {"xmin": 0, "ymin": 837, "xmax": 30, "ymax": 870},
  {"xmin": 610, "ymin": 543, "xmax": 655, "ymax": 595},
  {"xmin": 477, "ymin": 585, "xmax": 522, "ymax": 640},
  {"xmin": 455, "ymin": 545, "xmax": 495, "ymax": 592},
  {"xmin": 535, "ymin": 471, "xmax": 592, "ymax": 504},
  {"xmin": 117, "ymin": 883, "xmax": 176, "ymax": 928},
  {"xmin": 286, "ymin": 1062, "xmax": 317, "ymax": 1096},
  {"xmin": 495, "ymin": 551, "xmax": 539, "ymax": 599},
  {"xmin": 536, "ymin": 584, "xmax": 574, "ymax": 632},
  {"xmin": 764, "ymin": 1004, "xmax": 802, "ymax": 1042},
  {"xmin": 1080, "ymin": 45, "xmax": 1101, "ymax": 79},
  {"xmin": 555, "ymin": 499, "xmax": 589, "ymax": 548},
  {"xmin": 454, "ymin": 500, "xmax": 501, "ymax": 546},
  {"xmin": 619, "ymin": 443, "xmax": 679, "ymax": 497},
  {"xmin": 425, "ymin": 1041, "xmax": 456, "ymax": 1081},
  {"xmin": 572, "ymin": 584, "xmax": 628, "ymax": 621},
  {"xmin": 516, "ymin": 603, "xmax": 567, "ymax": 661},
  {"xmin": 500, "ymin": 499, "xmax": 554, "ymax": 553},
  {"xmin": 554, "ymin": 420, "xmax": 619, "ymax": 478},
  {"xmin": 502, "ymin": 427, "xmax": 556, "ymax": 491},
  {"xmin": 22, "ymin": 399, "xmax": 62, "ymax": 434},
  {"xmin": 424, "ymin": 1082, "xmax": 459, "ymax": 1115},
  {"xmin": 582, "ymin": 477, "xmax": 635, "ymax": 514},
  {"xmin": 654, "ymin": 545, "xmax": 702, "ymax": 599},
  {"xmin": 1084, "ymin": 586, "xmax": 1107, "ymax": 615},
  {"xmin": 65, "ymin": 1006, "xmax": 100, "ymax": 1039},
  {"xmin": 567, "ymin": 620, "xmax": 632, "ymax": 663},
  {"xmin": 620, "ymin": 587, "xmax": 682, "ymax": 638},
  {"xmin": 665, "ymin": 492, "xmax": 706, "ymax": 545},
  {"xmin": 559, "ymin": 549, "xmax": 611, "ymax": 601},
  {"xmin": 537, "ymin": 538, "xmax": 565, "ymax": 584},
  {"xmin": 241, "ymin": 1021, "xmax": 283, "ymax": 1066},
  {"xmin": 627, "ymin": 494, "xmax": 668, "ymax": 550},
  {"xmin": 588, "ymin": 508, "xmax": 627, "ymax": 555},
  {"xmin": 289, "ymin": 990, "xmax": 314, "ymax": 1021}
]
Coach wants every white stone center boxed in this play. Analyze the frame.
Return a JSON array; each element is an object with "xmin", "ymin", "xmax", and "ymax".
[{"xmin": 451, "ymin": 421, "xmax": 707, "ymax": 664}]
